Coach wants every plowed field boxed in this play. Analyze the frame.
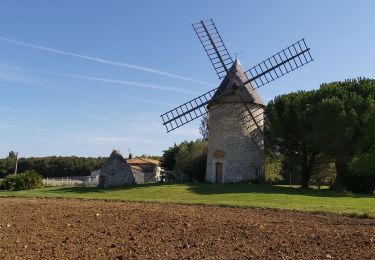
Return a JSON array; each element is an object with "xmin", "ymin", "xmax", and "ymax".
[{"xmin": 0, "ymin": 198, "xmax": 374, "ymax": 259}]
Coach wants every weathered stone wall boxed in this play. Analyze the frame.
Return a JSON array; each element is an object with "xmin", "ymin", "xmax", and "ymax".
[
  {"xmin": 99, "ymin": 151, "xmax": 134, "ymax": 188},
  {"xmin": 206, "ymin": 101, "xmax": 264, "ymax": 183},
  {"xmin": 133, "ymin": 171, "xmax": 144, "ymax": 184},
  {"xmin": 133, "ymin": 172, "xmax": 157, "ymax": 184}
]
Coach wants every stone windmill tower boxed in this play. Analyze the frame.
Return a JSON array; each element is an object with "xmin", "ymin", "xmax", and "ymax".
[
  {"xmin": 160, "ymin": 19, "xmax": 313, "ymax": 183},
  {"xmin": 205, "ymin": 59, "xmax": 265, "ymax": 183}
]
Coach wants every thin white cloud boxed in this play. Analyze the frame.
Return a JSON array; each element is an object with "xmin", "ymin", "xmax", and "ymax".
[
  {"xmin": 0, "ymin": 63, "xmax": 200, "ymax": 95},
  {"xmin": 0, "ymin": 64, "xmax": 38, "ymax": 84},
  {"xmin": 45, "ymin": 72, "xmax": 200, "ymax": 95},
  {"xmin": 0, "ymin": 63, "xmax": 62, "ymax": 90},
  {"xmin": 0, "ymin": 36, "xmax": 215, "ymax": 86}
]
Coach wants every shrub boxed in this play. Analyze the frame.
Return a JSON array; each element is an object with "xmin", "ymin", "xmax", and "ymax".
[
  {"xmin": 345, "ymin": 172, "xmax": 375, "ymax": 194},
  {"xmin": 0, "ymin": 170, "xmax": 43, "ymax": 191},
  {"xmin": 265, "ymin": 156, "xmax": 283, "ymax": 184},
  {"xmin": 346, "ymin": 149, "xmax": 375, "ymax": 194}
]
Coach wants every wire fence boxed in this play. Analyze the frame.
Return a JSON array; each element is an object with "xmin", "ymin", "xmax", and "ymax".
[{"xmin": 43, "ymin": 176, "xmax": 98, "ymax": 187}]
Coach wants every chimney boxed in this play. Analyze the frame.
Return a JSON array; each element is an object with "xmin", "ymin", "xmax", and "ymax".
[{"xmin": 128, "ymin": 153, "xmax": 133, "ymax": 159}]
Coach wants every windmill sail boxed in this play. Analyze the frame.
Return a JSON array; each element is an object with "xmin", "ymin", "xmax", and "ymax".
[
  {"xmin": 161, "ymin": 39, "xmax": 312, "ymax": 134},
  {"xmin": 244, "ymin": 39, "xmax": 313, "ymax": 89},
  {"xmin": 235, "ymin": 102, "xmax": 267, "ymax": 150},
  {"xmin": 162, "ymin": 22, "xmax": 312, "ymax": 134},
  {"xmin": 192, "ymin": 19, "xmax": 233, "ymax": 79},
  {"xmin": 160, "ymin": 86, "xmax": 219, "ymax": 132}
]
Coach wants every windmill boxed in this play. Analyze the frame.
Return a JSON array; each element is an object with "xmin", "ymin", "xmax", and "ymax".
[{"xmin": 160, "ymin": 19, "xmax": 313, "ymax": 183}]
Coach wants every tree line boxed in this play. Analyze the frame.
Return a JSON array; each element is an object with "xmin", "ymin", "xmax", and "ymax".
[
  {"xmin": 266, "ymin": 78, "xmax": 375, "ymax": 193},
  {"xmin": 0, "ymin": 156, "xmax": 106, "ymax": 178}
]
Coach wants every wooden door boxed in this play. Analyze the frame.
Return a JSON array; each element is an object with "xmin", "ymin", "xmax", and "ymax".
[{"xmin": 215, "ymin": 162, "xmax": 223, "ymax": 184}]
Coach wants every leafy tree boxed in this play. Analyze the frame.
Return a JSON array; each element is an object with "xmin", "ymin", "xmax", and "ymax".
[
  {"xmin": 139, "ymin": 154, "xmax": 161, "ymax": 160},
  {"xmin": 0, "ymin": 157, "xmax": 15, "ymax": 177},
  {"xmin": 350, "ymin": 148, "xmax": 375, "ymax": 175},
  {"xmin": 199, "ymin": 115, "xmax": 209, "ymax": 141},
  {"xmin": 267, "ymin": 91, "xmax": 321, "ymax": 188},
  {"xmin": 8, "ymin": 151, "xmax": 17, "ymax": 158},
  {"xmin": 174, "ymin": 140, "xmax": 208, "ymax": 181},
  {"xmin": 310, "ymin": 159, "xmax": 336, "ymax": 189},
  {"xmin": 267, "ymin": 78, "xmax": 375, "ymax": 190},
  {"xmin": 310, "ymin": 79, "xmax": 375, "ymax": 189},
  {"xmin": 160, "ymin": 144, "xmax": 180, "ymax": 171},
  {"xmin": 264, "ymin": 155, "xmax": 283, "ymax": 184},
  {"xmin": 347, "ymin": 147, "xmax": 375, "ymax": 193}
]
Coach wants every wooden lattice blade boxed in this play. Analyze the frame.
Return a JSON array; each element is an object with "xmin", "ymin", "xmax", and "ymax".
[
  {"xmin": 244, "ymin": 38, "xmax": 313, "ymax": 89},
  {"xmin": 161, "ymin": 87, "xmax": 221, "ymax": 132},
  {"xmin": 161, "ymin": 34, "xmax": 313, "ymax": 133},
  {"xmin": 235, "ymin": 100, "xmax": 265, "ymax": 151},
  {"xmin": 192, "ymin": 19, "xmax": 233, "ymax": 80}
]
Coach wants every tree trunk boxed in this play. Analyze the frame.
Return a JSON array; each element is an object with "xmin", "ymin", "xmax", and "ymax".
[
  {"xmin": 301, "ymin": 170, "xmax": 310, "ymax": 188},
  {"xmin": 333, "ymin": 154, "xmax": 350, "ymax": 190},
  {"xmin": 301, "ymin": 144, "xmax": 316, "ymax": 189}
]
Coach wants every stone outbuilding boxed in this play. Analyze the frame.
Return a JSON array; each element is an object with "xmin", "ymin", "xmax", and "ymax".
[
  {"xmin": 127, "ymin": 156, "xmax": 161, "ymax": 184},
  {"xmin": 98, "ymin": 150, "xmax": 134, "ymax": 188},
  {"xmin": 206, "ymin": 59, "xmax": 265, "ymax": 183}
]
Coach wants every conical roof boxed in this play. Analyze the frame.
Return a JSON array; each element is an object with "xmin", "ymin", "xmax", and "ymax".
[
  {"xmin": 211, "ymin": 59, "xmax": 264, "ymax": 106},
  {"xmin": 109, "ymin": 150, "xmax": 126, "ymax": 162},
  {"xmin": 100, "ymin": 149, "xmax": 134, "ymax": 187}
]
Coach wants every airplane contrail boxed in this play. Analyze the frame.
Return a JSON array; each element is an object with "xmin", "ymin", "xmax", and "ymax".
[
  {"xmin": 0, "ymin": 63, "xmax": 199, "ymax": 94},
  {"xmin": 0, "ymin": 36, "xmax": 215, "ymax": 87},
  {"xmin": 45, "ymin": 72, "xmax": 200, "ymax": 95}
]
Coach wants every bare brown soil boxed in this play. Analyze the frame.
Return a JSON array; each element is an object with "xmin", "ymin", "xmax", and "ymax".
[{"xmin": 0, "ymin": 198, "xmax": 374, "ymax": 259}]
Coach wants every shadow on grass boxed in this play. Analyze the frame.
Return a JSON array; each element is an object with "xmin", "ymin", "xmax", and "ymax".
[
  {"xmin": 50, "ymin": 182, "xmax": 173, "ymax": 194},
  {"xmin": 48, "ymin": 182, "xmax": 374, "ymax": 199},
  {"xmin": 186, "ymin": 183, "xmax": 374, "ymax": 198}
]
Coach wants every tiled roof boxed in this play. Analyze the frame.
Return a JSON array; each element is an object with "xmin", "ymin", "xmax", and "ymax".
[
  {"xmin": 130, "ymin": 165, "xmax": 142, "ymax": 171},
  {"xmin": 127, "ymin": 157, "xmax": 160, "ymax": 166}
]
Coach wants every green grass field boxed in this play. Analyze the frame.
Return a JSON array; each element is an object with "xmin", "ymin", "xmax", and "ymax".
[{"xmin": 0, "ymin": 183, "xmax": 374, "ymax": 217}]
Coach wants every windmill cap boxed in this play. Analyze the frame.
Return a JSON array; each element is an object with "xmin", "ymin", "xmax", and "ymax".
[
  {"xmin": 233, "ymin": 58, "xmax": 242, "ymax": 66},
  {"xmin": 211, "ymin": 59, "xmax": 265, "ymax": 106}
]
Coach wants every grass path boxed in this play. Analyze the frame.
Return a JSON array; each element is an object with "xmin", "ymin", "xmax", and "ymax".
[{"xmin": 0, "ymin": 183, "xmax": 374, "ymax": 217}]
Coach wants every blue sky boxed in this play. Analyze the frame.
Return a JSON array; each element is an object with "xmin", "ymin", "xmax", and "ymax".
[{"xmin": 0, "ymin": 1, "xmax": 374, "ymax": 158}]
